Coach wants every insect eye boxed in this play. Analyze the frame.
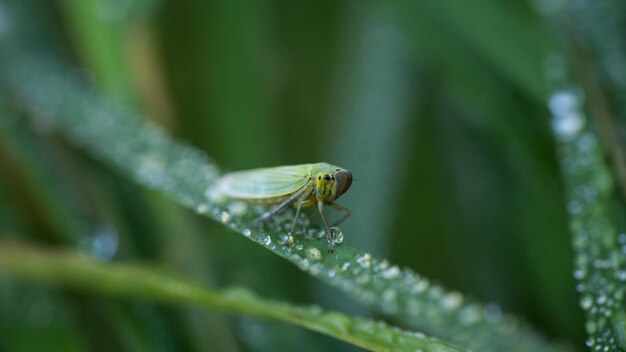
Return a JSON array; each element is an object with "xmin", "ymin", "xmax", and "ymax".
[{"xmin": 323, "ymin": 174, "xmax": 330, "ymax": 181}]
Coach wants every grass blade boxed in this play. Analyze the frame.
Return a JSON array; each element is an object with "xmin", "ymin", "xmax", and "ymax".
[
  {"xmin": 550, "ymin": 89, "xmax": 626, "ymax": 350},
  {"xmin": 0, "ymin": 240, "xmax": 463, "ymax": 352}
]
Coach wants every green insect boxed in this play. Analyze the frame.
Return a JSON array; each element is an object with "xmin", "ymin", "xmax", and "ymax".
[{"xmin": 216, "ymin": 162, "xmax": 352, "ymax": 245}]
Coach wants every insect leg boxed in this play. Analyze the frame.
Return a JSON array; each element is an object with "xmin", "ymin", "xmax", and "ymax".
[
  {"xmin": 329, "ymin": 202, "xmax": 351, "ymax": 226},
  {"xmin": 249, "ymin": 186, "xmax": 311, "ymax": 227},
  {"xmin": 318, "ymin": 201, "xmax": 339, "ymax": 253},
  {"xmin": 317, "ymin": 201, "xmax": 331, "ymax": 237},
  {"xmin": 289, "ymin": 198, "xmax": 313, "ymax": 236}
]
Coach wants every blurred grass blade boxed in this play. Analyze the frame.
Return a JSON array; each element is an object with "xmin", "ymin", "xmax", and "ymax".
[
  {"xmin": 329, "ymin": 3, "xmax": 415, "ymax": 253},
  {"xmin": 395, "ymin": 0, "xmax": 549, "ymax": 102},
  {"xmin": 0, "ymin": 52, "xmax": 560, "ymax": 352},
  {"xmin": 0, "ymin": 240, "xmax": 463, "ymax": 352},
  {"xmin": 549, "ymin": 89, "xmax": 626, "ymax": 350}
]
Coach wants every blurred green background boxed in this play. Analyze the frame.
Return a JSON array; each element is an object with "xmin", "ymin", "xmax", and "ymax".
[{"xmin": 0, "ymin": 0, "xmax": 595, "ymax": 350}]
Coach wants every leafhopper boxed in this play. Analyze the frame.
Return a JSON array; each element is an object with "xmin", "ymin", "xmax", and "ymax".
[{"xmin": 216, "ymin": 163, "xmax": 352, "ymax": 246}]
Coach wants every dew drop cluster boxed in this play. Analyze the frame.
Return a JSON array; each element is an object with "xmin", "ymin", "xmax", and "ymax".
[{"xmin": 551, "ymin": 89, "xmax": 626, "ymax": 351}]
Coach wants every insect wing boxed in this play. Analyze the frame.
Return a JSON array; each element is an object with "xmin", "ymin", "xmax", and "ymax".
[{"xmin": 217, "ymin": 165, "xmax": 311, "ymax": 200}]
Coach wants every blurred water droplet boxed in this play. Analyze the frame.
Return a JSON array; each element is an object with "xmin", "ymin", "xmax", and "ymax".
[
  {"xmin": 136, "ymin": 152, "xmax": 166, "ymax": 186},
  {"xmin": 320, "ymin": 312, "xmax": 350, "ymax": 335},
  {"xmin": 228, "ymin": 201, "xmax": 247, "ymax": 216},
  {"xmin": 220, "ymin": 211, "xmax": 230, "ymax": 223},
  {"xmin": 242, "ymin": 228, "xmax": 251, "ymax": 237},
  {"xmin": 195, "ymin": 204, "xmax": 207, "ymax": 214},
  {"xmin": 580, "ymin": 295, "xmax": 593, "ymax": 310},
  {"xmin": 458, "ymin": 304, "xmax": 482, "ymax": 325},
  {"xmin": 381, "ymin": 288, "xmax": 398, "ymax": 313},
  {"xmin": 356, "ymin": 253, "xmax": 372, "ymax": 268},
  {"xmin": 79, "ymin": 225, "xmax": 119, "ymax": 260},
  {"xmin": 483, "ymin": 304, "xmax": 502, "ymax": 323},
  {"xmin": 549, "ymin": 90, "xmax": 585, "ymax": 139},
  {"xmin": 412, "ymin": 279, "xmax": 429, "ymax": 293},
  {"xmin": 381, "ymin": 265, "xmax": 400, "ymax": 279},
  {"xmin": 441, "ymin": 292, "xmax": 463, "ymax": 311},
  {"xmin": 586, "ymin": 321, "xmax": 598, "ymax": 334},
  {"xmin": 298, "ymin": 258, "xmax": 310, "ymax": 270},
  {"xmin": 573, "ymin": 269, "xmax": 586, "ymax": 280},
  {"xmin": 205, "ymin": 185, "xmax": 226, "ymax": 203}
]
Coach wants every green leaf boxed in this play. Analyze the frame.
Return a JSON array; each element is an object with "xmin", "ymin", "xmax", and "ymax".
[{"xmin": 0, "ymin": 240, "xmax": 462, "ymax": 352}]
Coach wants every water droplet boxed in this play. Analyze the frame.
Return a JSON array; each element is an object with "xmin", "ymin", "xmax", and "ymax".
[
  {"xmin": 278, "ymin": 234, "xmax": 294, "ymax": 246},
  {"xmin": 573, "ymin": 269, "xmax": 586, "ymax": 280},
  {"xmin": 329, "ymin": 227, "xmax": 344, "ymax": 244},
  {"xmin": 319, "ymin": 312, "xmax": 350, "ymax": 335},
  {"xmin": 580, "ymin": 295, "xmax": 593, "ymax": 310},
  {"xmin": 305, "ymin": 247, "xmax": 322, "ymax": 261},
  {"xmin": 441, "ymin": 292, "xmax": 463, "ymax": 310},
  {"xmin": 381, "ymin": 265, "xmax": 400, "ymax": 279},
  {"xmin": 202, "ymin": 183, "xmax": 225, "ymax": 201},
  {"xmin": 355, "ymin": 274, "xmax": 370, "ymax": 285},
  {"xmin": 242, "ymin": 228, "xmax": 252, "ymax": 237},
  {"xmin": 483, "ymin": 303, "xmax": 502, "ymax": 323},
  {"xmin": 228, "ymin": 202, "xmax": 247, "ymax": 216},
  {"xmin": 356, "ymin": 253, "xmax": 372, "ymax": 268},
  {"xmin": 196, "ymin": 204, "xmax": 208, "ymax": 214},
  {"xmin": 294, "ymin": 244, "xmax": 304, "ymax": 252},
  {"xmin": 549, "ymin": 90, "xmax": 585, "ymax": 139},
  {"xmin": 428, "ymin": 285, "xmax": 443, "ymax": 299},
  {"xmin": 585, "ymin": 321, "xmax": 597, "ymax": 334},
  {"xmin": 458, "ymin": 304, "xmax": 482, "ymax": 325},
  {"xmin": 298, "ymin": 258, "xmax": 310, "ymax": 270},
  {"xmin": 220, "ymin": 211, "xmax": 231, "ymax": 223},
  {"xmin": 79, "ymin": 225, "xmax": 119, "ymax": 260},
  {"xmin": 306, "ymin": 226, "xmax": 325, "ymax": 240},
  {"xmin": 381, "ymin": 289, "xmax": 398, "ymax": 314},
  {"xmin": 412, "ymin": 279, "xmax": 429, "ymax": 293},
  {"xmin": 257, "ymin": 234, "xmax": 271, "ymax": 246},
  {"xmin": 136, "ymin": 153, "xmax": 166, "ymax": 186},
  {"xmin": 567, "ymin": 200, "xmax": 582, "ymax": 215}
]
